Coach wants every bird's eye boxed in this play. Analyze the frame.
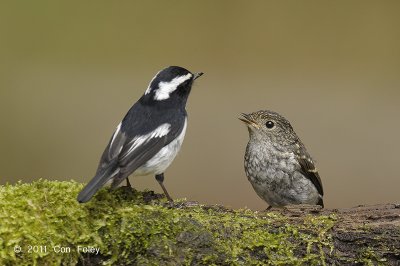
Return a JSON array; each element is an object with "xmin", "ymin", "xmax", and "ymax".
[{"xmin": 265, "ymin": 121, "xmax": 275, "ymax": 129}]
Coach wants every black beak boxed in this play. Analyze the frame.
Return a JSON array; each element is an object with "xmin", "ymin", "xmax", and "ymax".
[{"xmin": 193, "ymin": 72, "xmax": 204, "ymax": 80}]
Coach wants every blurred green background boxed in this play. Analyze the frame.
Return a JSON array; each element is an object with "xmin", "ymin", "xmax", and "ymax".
[{"xmin": 1, "ymin": 1, "xmax": 399, "ymax": 209}]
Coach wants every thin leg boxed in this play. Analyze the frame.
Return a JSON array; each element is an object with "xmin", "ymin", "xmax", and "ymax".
[
  {"xmin": 155, "ymin": 173, "xmax": 173, "ymax": 202},
  {"xmin": 126, "ymin": 178, "xmax": 132, "ymax": 188}
]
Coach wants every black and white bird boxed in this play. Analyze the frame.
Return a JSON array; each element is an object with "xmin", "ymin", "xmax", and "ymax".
[{"xmin": 77, "ymin": 66, "xmax": 203, "ymax": 203}]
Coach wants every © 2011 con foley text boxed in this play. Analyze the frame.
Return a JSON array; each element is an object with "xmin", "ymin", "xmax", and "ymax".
[{"xmin": 13, "ymin": 245, "xmax": 100, "ymax": 255}]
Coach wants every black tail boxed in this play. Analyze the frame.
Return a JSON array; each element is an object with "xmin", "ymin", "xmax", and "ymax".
[{"xmin": 77, "ymin": 167, "xmax": 118, "ymax": 203}]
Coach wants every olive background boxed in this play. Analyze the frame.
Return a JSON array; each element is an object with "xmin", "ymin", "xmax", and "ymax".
[{"xmin": 1, "ymin": 1, "xmax": 399, "ymax": 209}]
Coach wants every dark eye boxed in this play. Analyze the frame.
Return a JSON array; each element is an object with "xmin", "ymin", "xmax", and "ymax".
[{"xmin": 265, "ymin": 121, "xmax": 275, "ymax": 129}]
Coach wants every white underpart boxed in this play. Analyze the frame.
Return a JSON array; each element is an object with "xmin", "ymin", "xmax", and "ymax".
[
  {"xmin": 121, "ymin": 123, "xmax": 171, "ymax": 160},
  {"xmin": 134, "ymin": 118, "xmax": 187, "ymax": 176},
  {"xmin": 154, "ymin": 73, "xmax": 192, "ymax": 100},
  {"xmin": 144, "ymin": 70, "xmax": 162, "ymax": 95}
]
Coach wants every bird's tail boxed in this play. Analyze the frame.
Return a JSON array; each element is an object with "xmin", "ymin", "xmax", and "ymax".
[{"xmin": 77, "ymin": 166, "xmax": 119, "ymax": 203}]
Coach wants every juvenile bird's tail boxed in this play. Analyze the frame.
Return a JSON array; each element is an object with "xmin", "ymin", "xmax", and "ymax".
[{"xmin": 77, "ymin": 166, "xmax": 119, "ymax": 203}]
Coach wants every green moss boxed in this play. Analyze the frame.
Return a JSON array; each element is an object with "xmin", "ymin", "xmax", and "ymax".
[
  {"xmin": 1, "ymin": 180, "xmax": 338, "ymax": 265},
  {"xmin": 0, "ymin": 180, "xmax": 98, "ymax": 265}
]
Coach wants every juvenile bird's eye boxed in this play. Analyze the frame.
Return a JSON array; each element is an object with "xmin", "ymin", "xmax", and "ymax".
[{"xmin": 265, "ymin": 121, "xmax": 275, "ymax": 129}]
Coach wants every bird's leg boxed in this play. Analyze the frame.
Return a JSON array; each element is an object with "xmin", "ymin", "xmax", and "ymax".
[
  {"xmin": 155, "ymin": 173, "xmax": 173, "ymax": 202},
  {"xmin": 126, "ymin": 178, "xmax": 132, "ymax": 188}
]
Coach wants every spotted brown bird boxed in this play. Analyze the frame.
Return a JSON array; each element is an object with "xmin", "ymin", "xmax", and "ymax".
[{"xmin": 240, "ymin": 110, "xmax": 324, "ymax": 208}]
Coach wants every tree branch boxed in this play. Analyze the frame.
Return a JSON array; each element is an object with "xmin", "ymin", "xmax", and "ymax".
[{"xmin": 0, "ymin": 180, "xmax": 399, "ymax": 265}]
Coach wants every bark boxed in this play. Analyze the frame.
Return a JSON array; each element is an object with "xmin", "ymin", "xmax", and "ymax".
[
  {"xmin": 1, "ymin": 181, "xmax": 399, "ymax": 265},
  {"xmin": 277, "ymin": 203, "xmax": 400, "ymax": 265}
]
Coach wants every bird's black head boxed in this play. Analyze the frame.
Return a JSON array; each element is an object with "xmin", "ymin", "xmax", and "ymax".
[{"xmin": 141, "ymin": 66, "xmax": 203, "ymax": 106}]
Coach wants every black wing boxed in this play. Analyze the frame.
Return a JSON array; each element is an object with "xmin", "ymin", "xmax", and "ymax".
[
  {"xmin": 294, "ymin": 143, "xmax": 324, "ymax": 197},
  {"xmin": 77, "ymin": 102, "xmax": 186, "ymax": 203},
  {"xmin": 112, "ymin": 118, "xmax": 184, "ymax": 187},
  {"xmin": 112, "ymin": 103, "xmax": 185, "ymax": 182}
]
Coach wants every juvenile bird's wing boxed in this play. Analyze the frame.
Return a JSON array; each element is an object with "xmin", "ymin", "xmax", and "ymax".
[{"xmin": 294, "ymin": 144, "xmax": 324, "ymax": 197}]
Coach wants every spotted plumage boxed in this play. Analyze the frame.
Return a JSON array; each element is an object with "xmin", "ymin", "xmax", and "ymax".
[{"xmin": 240, "ymin": 110, "xmax": 324, "ymax": 208}]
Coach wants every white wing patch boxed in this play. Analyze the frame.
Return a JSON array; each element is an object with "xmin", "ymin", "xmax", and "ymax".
[
  {"xmin": 109, "ymin": 122, "xmax": 122, "ymax": 153},
  {"xmin": 154, "ymin": 73, "xmax": 192, "ymax": 100},
  {"xmin": 121, "ymin": 123, "xmax": 171, "ymax": 160}
]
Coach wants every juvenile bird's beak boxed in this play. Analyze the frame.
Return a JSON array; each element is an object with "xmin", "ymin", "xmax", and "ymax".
[
  {"xmin": 193, "ymin": 72, "xmax": 204, "ymax": 80},
  {"xmin": 239, "ymin": 113, "xmax": 259, "ymax": 129}
]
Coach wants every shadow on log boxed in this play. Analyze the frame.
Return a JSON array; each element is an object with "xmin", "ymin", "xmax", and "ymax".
[{"xmin": 0, "ymin": 180, "xmax": 399, "ymax": 265}]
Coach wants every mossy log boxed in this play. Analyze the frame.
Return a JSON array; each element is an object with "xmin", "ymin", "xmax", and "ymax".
[{"xmin": 0, "ymin": 180, "xmax": 399, "ymax": 265}]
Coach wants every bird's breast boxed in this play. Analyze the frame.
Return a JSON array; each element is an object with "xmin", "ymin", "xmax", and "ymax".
[
  {"xmin": 134, "ymin": 118, "xmax": 187, "ymax": 176},
  {"xmin": 244, "ymin": 141, "xmax": 298, "ymax": 184}
]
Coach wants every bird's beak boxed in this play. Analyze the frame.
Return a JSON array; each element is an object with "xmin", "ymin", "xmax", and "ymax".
[
  {"xmin": 239, "ymin": 113, "xmax": 259, "ymax": 129},
  {"xmin": 193, "ymin": 72, "xmax": 204, "ymax": 80}
]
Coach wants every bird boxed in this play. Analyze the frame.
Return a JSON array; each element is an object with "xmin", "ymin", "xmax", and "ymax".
[
  {"xmin": 77, "ymin": 66, "xmax": 203, "ymax": 203},
  {"xmin": 239, "ymin": 110, "xmax": 324, "ymax": 208}
]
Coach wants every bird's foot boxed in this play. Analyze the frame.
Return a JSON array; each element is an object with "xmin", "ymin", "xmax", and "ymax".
[
  {"xmin": 173, "ymin": 201, "xmax": 199, "ymax": 208},
  {"xmin": 264, "ymin": 205, "xmax": 273, "ymax": 211},
  {"xmin": 163, "ymin": 200, "xmax": 199, "ymax": 209},
  {"xmin": 141, "ymin": 190, "xmax": 165, "ymax": 204},
  {"xmin": 284, "ymin": 204, "xmax": 323, "ymax": 214},
  {"xmin": 125, "ymin": 178, "xmax": 133, "ymax": 188},
  {"xmin": 161, "ymin": 200, "xmax": 174, "ymax": 208},
  {"xmin": 119, "ymin": 185, "xmax": 136, "ymax": 193}
]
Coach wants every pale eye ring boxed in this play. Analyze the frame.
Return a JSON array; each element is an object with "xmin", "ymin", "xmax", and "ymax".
[{"xmin": 265, "ymin": 120, "xmax": 275, "ymax": 129}]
